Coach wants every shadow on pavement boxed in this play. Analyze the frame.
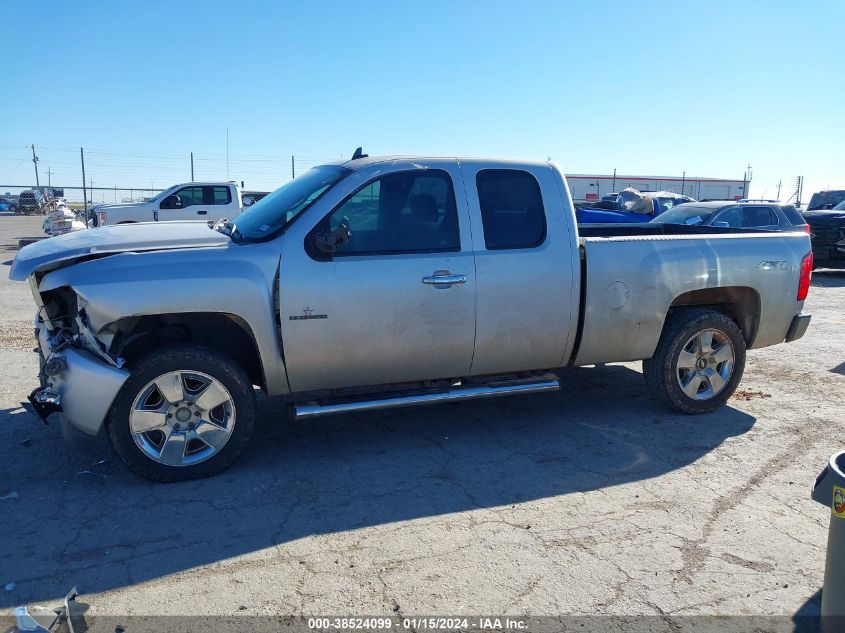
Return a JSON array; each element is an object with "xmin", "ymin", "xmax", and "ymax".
[
  {"xmin": 812, "ymin": 271, "xmax": 845, "ymax": 288},
  {"xmin": 793, "ymin": 589, "xmax": 821, "ymax": 632},
  {"xmin": 0, "ymin": 363, "xmax": 755, "ymax": 607}
]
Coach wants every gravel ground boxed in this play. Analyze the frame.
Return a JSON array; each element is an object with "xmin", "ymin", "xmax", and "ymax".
[{"xmin": 0, "ymin": 255, "xmax": 842, "ymax": 624}]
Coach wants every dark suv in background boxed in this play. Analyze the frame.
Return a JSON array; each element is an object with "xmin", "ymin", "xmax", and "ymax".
[
  {"xmin": 807, "ymin": 189, "xmax": 845, "ymax": 211},
  {"xmin": 651, "ymin": 200, "xmax": 809, "ymax": 232},
  {"xmin": 804, "ymin": 199, "xmax": 845, "ymax": 270}
]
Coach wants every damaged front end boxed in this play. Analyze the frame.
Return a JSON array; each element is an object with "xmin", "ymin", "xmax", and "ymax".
[{"xmin": 28, "ymin": 278, "xmax": 129, "ymax": 436}]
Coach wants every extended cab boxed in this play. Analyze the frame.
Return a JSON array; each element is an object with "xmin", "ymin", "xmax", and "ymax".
[
  {"xmin": 10, "ymin": 155, "xmax": 814, "ymax": 481},
  {"xmin": 90, "ymin": 182, "xmax": 246, "ymax": 226}
]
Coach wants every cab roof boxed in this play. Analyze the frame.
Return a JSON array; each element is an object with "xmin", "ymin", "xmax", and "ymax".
[{"xmin": 326, "ymin": 154, "xmax": 554, "ymax": 170}]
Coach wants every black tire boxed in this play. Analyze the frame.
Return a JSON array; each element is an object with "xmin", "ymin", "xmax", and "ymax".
[
  {"xmin": 107, "ymin": 345, "xmax": 256, "ymax": 482},
  {"xmin": 642, "ymin": 307, "xmax": 746, "ymax": 414}
]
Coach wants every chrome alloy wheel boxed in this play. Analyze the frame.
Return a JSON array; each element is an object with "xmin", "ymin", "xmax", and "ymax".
[
  {"xmin": 675, "ymin": 328, "xmax": 735, "ymax": 401},
  {"xmin": 129, "ymin": 370, "xmax": 236, "ymax": 466}
]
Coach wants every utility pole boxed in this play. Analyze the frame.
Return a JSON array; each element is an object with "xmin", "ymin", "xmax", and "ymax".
[
  {"xmin": 226, "ymin": 129, "xmax": 230, "ymax": 180},
  {"xmin": 80, "ymin": 147, "xmax": 88, "ymax": 211},
  {"xmin": 742, "ymin": 163, "xmax": 753, "ymax": 198},
  {"xmin": 291, "ymin": 155, "xmax": 295, "ymax": 179},
  {"xmin": 776, "ymin": 179, "xmax": 782, "ymax": 200},
  {"xmin": 31, "ymin": 144, "xmax": 40, "ymax": 186},
  {"xmin": 795, "ymin": 176, "xmax": 804, "ymax": 207},
  {"xmin": 681, "ymin": 170, "xmax": 686, "ymax": 195},
  {"xmin": 612, "ymin": 168, "xmax": 616, "ymax": 193},
  {"xmin": 46, "ymin": 168, "xmax": 53, "ymax": 187},
  {"xmin": 191, "ymin": 152, "xmax": 195, "ymax": 181}
]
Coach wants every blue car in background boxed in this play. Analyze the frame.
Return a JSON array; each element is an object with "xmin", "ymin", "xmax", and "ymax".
[
  {"xmin": 576, "ymin": 206, "xmax": 647, "ymax": 223},
  {"xmin": 576, "ymin": 191, "xmax": 696, "ymax": 223},
  {"xmin": 0, "ymin": 201, "xmax": 10, "ymax": 213}
]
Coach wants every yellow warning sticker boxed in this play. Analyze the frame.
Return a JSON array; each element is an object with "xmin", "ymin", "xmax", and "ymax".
[{"xmin": 834, "ymin": 486, "xmax": 845, "ymax": 519}]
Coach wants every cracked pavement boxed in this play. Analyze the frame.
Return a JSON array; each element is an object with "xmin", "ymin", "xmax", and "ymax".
[{"xmin": 0, "ymin": 259, "xmax": 842, "ymax": 618}]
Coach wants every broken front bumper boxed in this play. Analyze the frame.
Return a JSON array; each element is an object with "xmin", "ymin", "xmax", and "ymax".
[{"xmin": 32, "ymin": 318, "xmax": 130, "ymax": 436}]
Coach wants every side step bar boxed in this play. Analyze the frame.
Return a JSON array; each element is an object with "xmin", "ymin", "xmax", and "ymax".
[{"xmin": 292, "ymin": 376, "xmax": 560, "ymax": 420}]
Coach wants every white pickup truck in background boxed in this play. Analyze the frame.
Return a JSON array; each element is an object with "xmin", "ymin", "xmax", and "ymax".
[{"xmin": 89, "ymin": 182, "xmax": 251, "ymax": 226}]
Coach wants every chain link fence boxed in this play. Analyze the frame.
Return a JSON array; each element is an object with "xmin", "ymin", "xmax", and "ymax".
[{"xmin": 0, "ymin": 184, "xmax": 163, "ymax": 251}]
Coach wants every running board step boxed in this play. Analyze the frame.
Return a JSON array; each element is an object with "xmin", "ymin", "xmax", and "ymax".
[{"xmin": 292, "ymin": 375, "xmax": 560, "ymax": 420}]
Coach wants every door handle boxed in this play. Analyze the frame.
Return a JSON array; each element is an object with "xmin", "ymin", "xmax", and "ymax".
[
  {"xmin": 422, "ymin": 274, "xmax": 466, "ymax": 286},
  {"xmin": 197, "ymin": 210, "xmax": 208, "ymax": 215}
]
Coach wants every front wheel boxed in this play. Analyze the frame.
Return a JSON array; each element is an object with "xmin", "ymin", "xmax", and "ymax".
[
  {"xmin": 642, "ymin": 308, "xmax": 746, "ymax": 414},
  {"xmin": 107, "ymin": 346, "xmax": 256, "ymax": 482}
]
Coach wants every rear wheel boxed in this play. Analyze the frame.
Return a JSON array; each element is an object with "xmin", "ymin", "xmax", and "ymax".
[
  {"xmin": 642, "ymin": 308, "xmax": 746, "ymax": 414},
  {"xmin": 107, "ymin": 346, "xmax": 256, "ymax": 482}
]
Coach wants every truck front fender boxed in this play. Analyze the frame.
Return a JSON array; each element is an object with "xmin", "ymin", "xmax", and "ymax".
[{"xmin": 39, "ymin": 243, "xmax": 290, "ymax": 394}]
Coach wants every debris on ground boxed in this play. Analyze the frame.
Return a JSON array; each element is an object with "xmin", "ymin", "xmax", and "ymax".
[
  {"xmin": 732, "ymin": 389, "xmax": 772, "ymax": 401},
  {"xmin": 11, "ymin": 586, "xmax": 83, "ymax": 633}
]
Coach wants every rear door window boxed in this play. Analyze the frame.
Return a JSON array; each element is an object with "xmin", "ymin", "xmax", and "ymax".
[
  {"xmin": 739, "ymin": 205, "xmax": 778, "ymax": 228},
  {"xmin": 476, "ymin": 169, "xmax": 546, "ymax": 249},
  {"xmin": 780, "ymin": 205, "xmax": 806, "ymax": 226},
  {"xmin": 210, "ymin": 186, "xmax": 232, "ymax": 205}
]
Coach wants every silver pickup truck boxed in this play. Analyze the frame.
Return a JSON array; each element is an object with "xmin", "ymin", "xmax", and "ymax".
[{"xmin": 10, "ymin": 154, "xmax": 814, "ymax": 481}]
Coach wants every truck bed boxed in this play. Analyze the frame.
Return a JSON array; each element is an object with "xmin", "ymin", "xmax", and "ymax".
[
  {"xmin": 572, "ymin": 225, "xmax": 810, "ymax": 367},
  {"xmin": 577, "ymin": 223, "xmax": 781, "ymax": 238}
]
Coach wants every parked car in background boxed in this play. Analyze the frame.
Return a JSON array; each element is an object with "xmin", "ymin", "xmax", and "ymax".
[
  {"xmin": 575, "ymin": 206, "xmax": 646, "ymax": 223},
  {"xmin": 17, "ymin": 190, "xmax": 38, "ymax": 214},
  {"xmin": 651, "ymin": 201, "xmax": 809, "ymax": 232},
  {"xmin": 807, "ymin": 190, "xmax": 845, "ymax": 211},
  {"xmin": 12, "ymin": 154, "xmax": 813, "ymax": 481},
  {"xmin": 89, "ymin": 182, "xmax": 252, "ymax": 226},
  {"xmin": 803, "ymin": 198, "xmax": 845, "ymax": 269},
  {"xmin": 242, "ymin": 191, "xmax": 270, "ymax": 207},
  {"xmin": 0, "ymin": 197, "xmax": 17, "ymax": 213},
  {"xmin": 0, "ymin": 201, "xmax": 9, "ymax": 213}
]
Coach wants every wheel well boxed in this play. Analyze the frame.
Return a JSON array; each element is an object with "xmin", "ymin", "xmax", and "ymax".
[
  {"xmin": 106, "ymin": 313, "xmax": 265, "ymax": 390},
  {"xmin": 669, "ymin": 286, "xmax": 760, "ymax": 345}
]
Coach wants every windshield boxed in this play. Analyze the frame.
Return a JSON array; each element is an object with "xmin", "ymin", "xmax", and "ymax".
[
  {"xmin": 650, "ymin": 204, "xmax": 718, "ymax": 225},
  {"xmin": 231, "ymin": 166, "xmax": 349, "ymax": 241},
  {"xmin": 145, "ymin": 188, "xmax": 173, "ymax": 203},
  {"xmin": 808, "ymin": 191, "xmax": 845, "ymax": 210},
  {"xmin": 654, "ymin": 197, "xmax": 681, "ymax": 214}
]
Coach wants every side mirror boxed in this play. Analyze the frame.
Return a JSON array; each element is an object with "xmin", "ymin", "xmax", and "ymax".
[
  {"xmin": 313, "ymin": 221, "xmax": 352, "ymax": 254},
  {"xmin": 162, "ymin": 194, "xmax": 182, "ymax": 209},
  {"xmin": 823, "ymin": 203, "xmax": 834, "ymax": 210},
  {"xmin": 712, "ymin": 221, "xmax": 730, "ymax": 228}
]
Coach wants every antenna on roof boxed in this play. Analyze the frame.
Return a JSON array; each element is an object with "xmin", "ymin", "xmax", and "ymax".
[{"xmin": 351, "ymin": 147, "xmax": 368, "ymax": 160}]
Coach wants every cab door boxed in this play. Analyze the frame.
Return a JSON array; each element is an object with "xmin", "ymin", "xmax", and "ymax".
[
  {"xmin": 207, "ymin": 185, "xmax": 236, "ymax": 222},
  {"xmin": 277, "ymin": 161, "xmax": 476, "ymax": 393},
  {"xmin": 459, "ymin": 162, "xmax": 578, "ymax": 376},
  {"xmin": 156, "ymin": 185, "xmax": 209, "ymax": 222}
]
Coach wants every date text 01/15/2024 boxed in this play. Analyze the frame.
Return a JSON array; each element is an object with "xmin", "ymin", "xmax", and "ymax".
[{"xmin": 306, "ymin": 617, "xmax": 528, "ymax": 630}]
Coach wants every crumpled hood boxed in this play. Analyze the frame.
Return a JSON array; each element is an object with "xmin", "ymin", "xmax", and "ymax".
[{"xmin": 9, "ymin": 222, "xmax": 230, "ymax": 280}]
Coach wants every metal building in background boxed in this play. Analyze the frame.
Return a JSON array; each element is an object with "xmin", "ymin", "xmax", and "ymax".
[{"xmin": 565, "ymin": 173, "xmax": 748, "ymax": 203}]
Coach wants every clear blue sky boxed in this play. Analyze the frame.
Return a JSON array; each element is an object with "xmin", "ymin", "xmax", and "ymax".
[{"xmin": 1, "ymin": 0, "xmax": 842, "ymax": 201}]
